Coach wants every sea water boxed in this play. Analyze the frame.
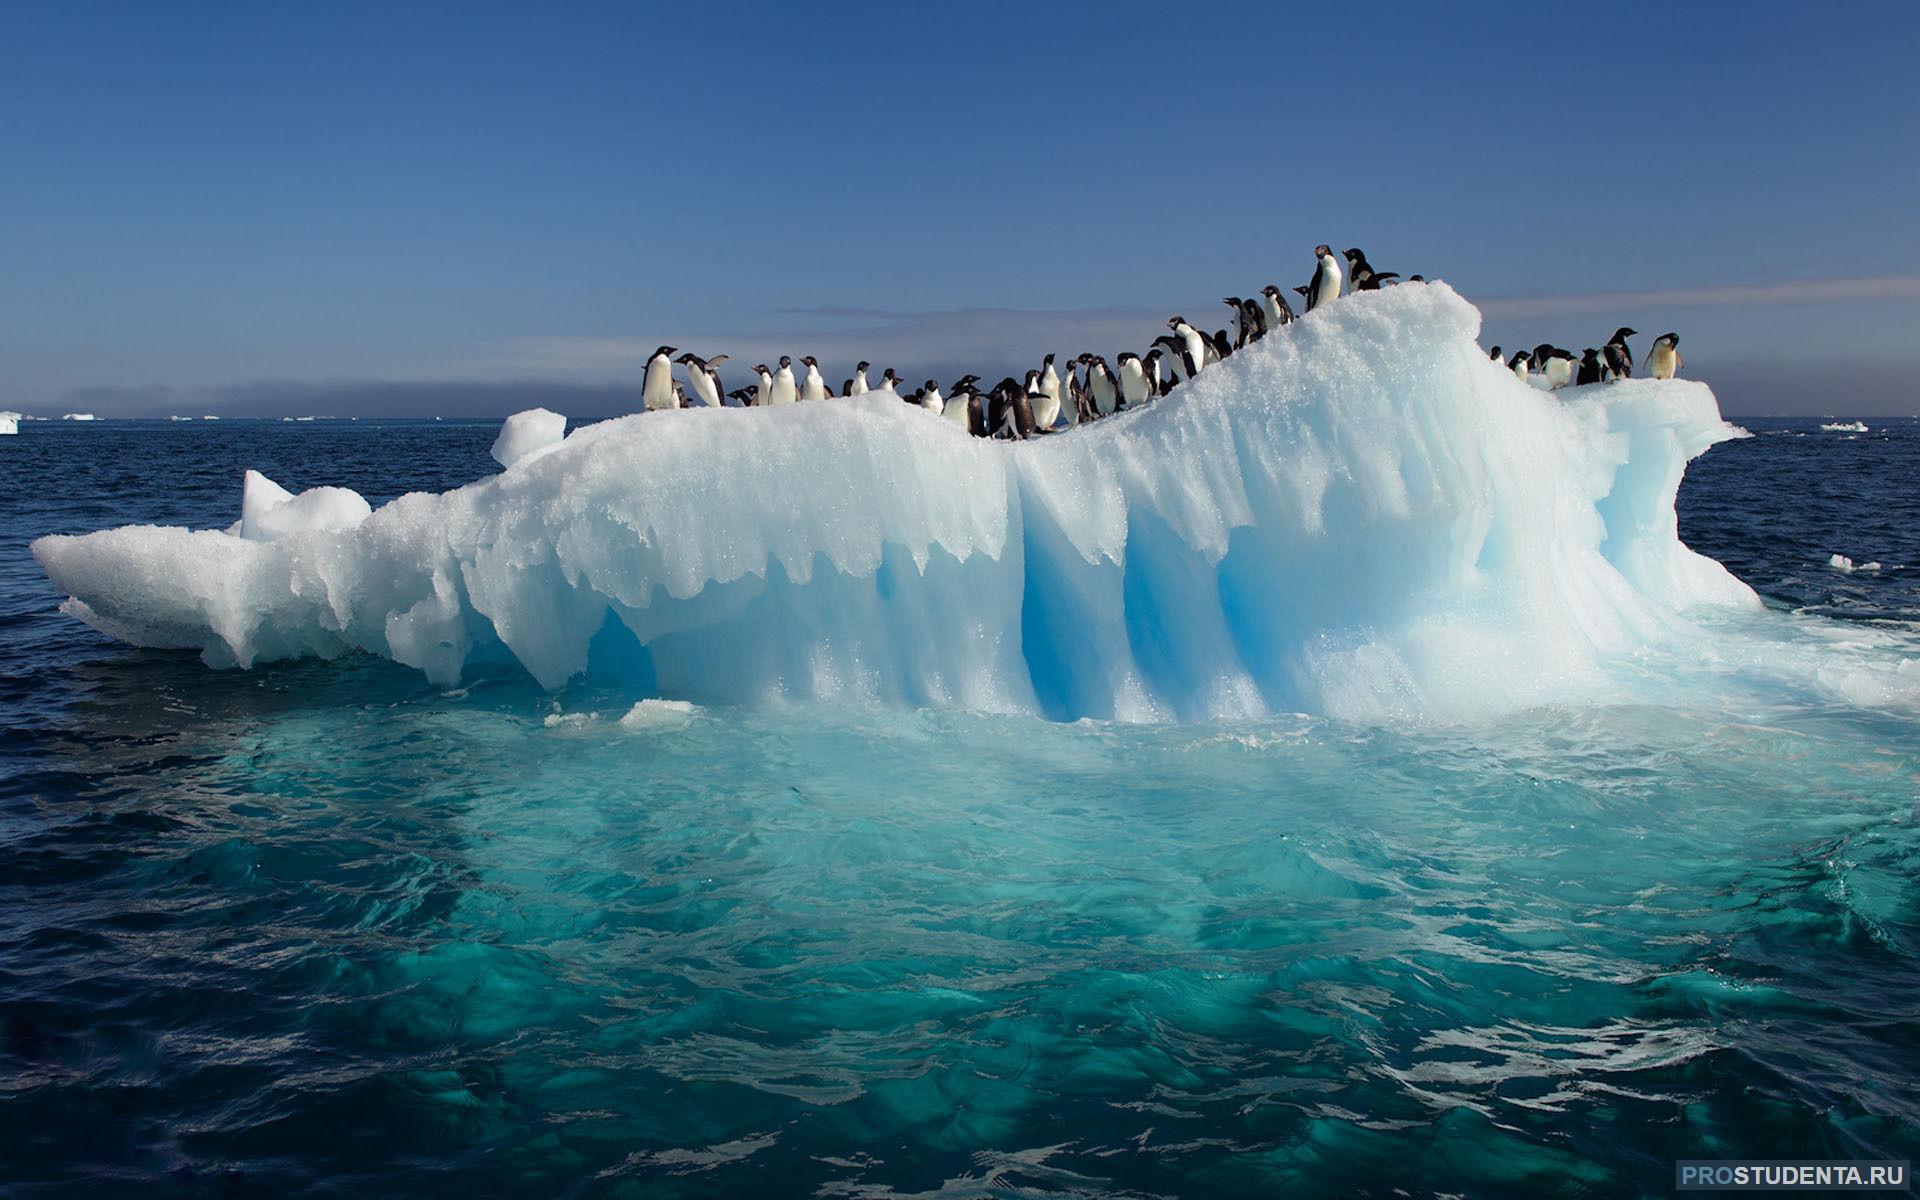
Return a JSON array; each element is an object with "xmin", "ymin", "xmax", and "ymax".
[{"xmin": 3, "ymin": 416, "xmax": 1918, "ymax": 1197}]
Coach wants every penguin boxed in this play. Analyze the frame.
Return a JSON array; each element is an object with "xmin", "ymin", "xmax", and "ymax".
[
  {"xmin": 1037, "ymin": 353, "xmax": 1062, "ymax": 427},
  {"xmin": 768, "ymin": 356, "xmax": 798, "ymax": 405},
  {"xmin": 1116, "ymin": 352, "xmax": 1153, "ymax": 409},
  {"xmin": 1603, "ymin": 328, "xmax": 1636, "ymax": 382},
  {"xmin": 1488, "ymin": 345, "xmax": 1503, "ymax": 362},
  {"xmin": 1576, "ymin": 348, "xmax": 1604, "ymax": 386},
  {"xmin": 1209, "ymin": 329, "xmax": 1233, "ymax": 362},
  {"xmin": 1063, "ymin": 356, "xmax": 1088, "ymax": 425},
  {"xmin": 1508, "ymin": 351, "xmax": 1531, "ymax": 382},
  {"xmin": 1343, "ymin": 247, "xmax": 1402, "ymax": 291},
  {"xmin": 1306, "ymin": 244, "xmax": 1343, "ymax": 312},
  {"xmin": 642, "ymin": 345, "xmax": 679, "ymax": 410},
  {"xmin": 1241, "ymin": 297, "xmax": 1267, "ymax": 343},
  {"xmin": 848, "ymin": 361, "xmax": 872, "ymax": 396},
  {"xmin": 1532, "ymin": 344, "xmax": 1574, "ymax": 390},
  {"xmin": 1143, "ymin": 347, "xmax": 1166, "ymax": 397},
  {"xmin": 751, "ymin": 364, "xmax": 774, "ymax": 406},
  {"xmin": 945, "ymin": 375, "xmax": 981, "ymax": 427},
  {"xmin": 880, "ymin": 368, "xmax": 905, "ymax": 394},
  {"xmin": 1080, "ymin": 354, "xmax": 1120, "ymax": 416},
  {"xmin": 966, "ymin": 386, "xmax": 990, "ymax": 438},
  {"xmin": 987, "ymin": 378, "xmax": 1037, "ymax": 439},
  {"xmin": 675, "ymin": 352, "xmax": 728, "ymax": 408},
  {"xmin": 1167, "ymin": 316, "xmax": 1208, "ymax": 378},
  {"xmin": 921, "ymin": 380, "xmax": 946, "ymax": 416},
  {"xmin": 1222, "ymin": 298, "xmax": 1246, "ymax": 347},
  {"xmin": 726, "ymin": 386, "xmax": 756, "ymax": 406},
  {"xmin": 671, "ymin": 381, "xmax": 687, "ymax": 407},
  {"xmin": 1292, "ymin": 285, "xmax": 1311, "ymax": 306},
  {"xmin": 799, "ymin": 355, "xmax": 829, "ymax": 401},
  {"xmin": 1152, "ymin": 335, "xmax": 1191, "ymax": 384},
  {"xmin": 1644, "ymin": 332, "xmax": 1682, "ymax": 380},
  {"xmin": 1259, "ymin": 285, "xmax": 1295, "ymax": 331}
]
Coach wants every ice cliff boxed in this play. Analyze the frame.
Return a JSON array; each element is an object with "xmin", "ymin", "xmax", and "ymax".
[{"xmin": 32, "ymin": 283, "xmax": 1758, "ymax": 722}]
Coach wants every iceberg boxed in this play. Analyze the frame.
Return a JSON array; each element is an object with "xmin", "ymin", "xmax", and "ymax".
[
  {"xmin": 1821, "ymin": 421, "xmax": 1869, "ymax": 433},
  {"xmin": 0, "ymin": 411, "xmax": 19, "ymax": 435},
  {"xmin": 32, "ymin": 283, "xmax": 1766, "ymax": 722},
  {"xmin": 490, "ymin": 407, "xmax": 568, "ymax": 469}
]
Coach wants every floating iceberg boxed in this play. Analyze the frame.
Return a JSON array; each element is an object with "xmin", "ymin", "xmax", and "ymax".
[
  {"xmin": 0, "ymin": 411, "xmax": 19, "ymax": 435},
  {"xmin": 1821, "ymin": 421, "xmax": 1869, "ymax": 433},
  {"xmin": 34, "ymin": 284, "xmax": 1767, "ymax": 722},
  {"xmin": 61, "ymin": 412, "xmax": 98, "ymax": 422}
]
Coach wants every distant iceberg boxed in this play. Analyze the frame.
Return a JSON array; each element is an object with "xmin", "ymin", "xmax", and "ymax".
[
  {"xmin": 61, "ymin": 412, "xmax": 98, "ymax": 422},
  {"xmin": 33, "ymin": 284, "xmax": 1765, "ymax": 722},
  {"xmin": 0, "ymin": 411, "xmax": 19, "ymax": 436},
  {"xmin": 1821, "ymin": 421, "xmax": 1869, "ymax": 433}
]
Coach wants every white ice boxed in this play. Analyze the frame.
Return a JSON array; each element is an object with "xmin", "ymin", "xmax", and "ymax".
[
  {"xmin": 37, "ymin": 283, "xmax": 1864, "ymax": 723},
  {"xmin": 491, "ymin": 407, "xmax": 569, "ymax": 469},
  {"xmin": 0, "ymin": 411, "xmax": 19, "ymax": 435},
  {"xmin": 1821, "ymin": 421, "xmax": 1869, "ymax": 433},
  {"xmin": 232, "ymin": 469, "xmax": 372, "ymax": 541},
  {"xmin": 61, "ymin": 413, "xmax": 98, "ymax": 422},
  {"xmin": 1828, "ymin": 555, "xmax": 1881, "ymax": 574}
]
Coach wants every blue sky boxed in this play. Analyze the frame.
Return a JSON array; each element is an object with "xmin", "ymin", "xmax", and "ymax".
[{"xmin": 3, "ymin": 0, "xmax": 1918, "ymax": 415}]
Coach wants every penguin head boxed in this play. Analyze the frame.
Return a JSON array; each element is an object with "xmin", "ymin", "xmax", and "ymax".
[
  {"xmin": 856, "ymin": 360, "xmax": 870, "ymax": 372},
  {"xmin": 778, "ymin": 355, "xmax": 792, "ymax": 369},
  {"xmin": 1612, "ymin": 327, "xmax": 1637, "ymax": 342},
  {"xmin": 753, "ymin": 364, "xmax": 770, "ymax": 376},
  {"xmin": 800, "ymin": 355, "xmax": 818, "ymax": 368},
  {"xmin": 1145, "ymin": 347, "xmax": 1163, "ymax": 361},
  {"xmin": 1489, "ymin": 346, "xmax": 1502, "ymax": 359},
  {"xmin": 1167, "ymin": 315, "xmax": 1185, "ymax": 329},
  {"xmin": 1342, "ymin": 248, "xmax": 1366, "ymax": 266},
  {"xmin": 1583, "ymin": 348, "xmax": 1600, "ymax": 360},
  {"xmin": 653, "ymin": 345, "xmax": 677, "ymax": 360},
  {"xmin": 1660, "ymin": 332, "xmax": 1679, "ymax": 346},
  {"xmin": 1222, "ymin": 296, "xmax": 1242, "ymax": 308},
  {"xmin": 1042, "ymin": 352, "xmax": 1055, "ymax": 367},
  {"xmin": 1314, "ymin": 244, "xmax": 1333, "ymax": 260},
  {"xmin": 673, "ymin": 352, "xmax": 697, "ymax": 366},
  {"xmin": 923, "ymin": 379, "xmax": 939, "ymax": 392}
]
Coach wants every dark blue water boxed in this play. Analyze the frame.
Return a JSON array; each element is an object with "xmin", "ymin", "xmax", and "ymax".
[{"xmin": 3, "ymin": 416, "xmax": 1919, "ymax": 1197}]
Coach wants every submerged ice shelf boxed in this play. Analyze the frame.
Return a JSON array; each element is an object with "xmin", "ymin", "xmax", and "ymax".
[{"xmin": 35, "ymin": 284, "xmax": 1771, "ymax": 722}]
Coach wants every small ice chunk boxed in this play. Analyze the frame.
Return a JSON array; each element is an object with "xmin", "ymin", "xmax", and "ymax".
[
  {"xmin": 62, "ymin": 412, "xmax": 97, "ymax": 421},
  {"xmin": 542, "ymin": 711, "xmax": 599, "ymax": 729},
  {"xmin": 1820, "ymin": 421, "xmax": 1868, "ymax": 433},
  {"xmin": 1829, "ymin": 554, "xmax": 1855, "ymax": 573},
  {"xmin": 619, "ymin": 699, "xmax": 700, "ymax": 729},
  {"xmin": 492, "ymin": 408, "xmax": 568, "ymax": 470},
  {"xmin": 238, "ymin": 469, "xmax": 371, "ymax": 541},
  {"xmin": 0, "ymin": 411, "xmax": 20, "ymax": 435}
]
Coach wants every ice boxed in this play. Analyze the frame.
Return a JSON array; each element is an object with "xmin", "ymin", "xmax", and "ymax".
[
  {"xmin": 34, "ymin": 283, "xmax": 1776, "ymax": 723},
  {"xmin": 234, "ymin": 469, "xmax": 372, "ymax": 541},
  {"xmin": 1828, "ymin": 555, "xmax": 1880, "ymax": 574},
  {"xmin": 0, "ymin": 411, "xmax": 19, "ymax": 435},
  {"xmin": 618, "ymin": 699, "xmax": 701, "ymax": 729},
  {"xmin": 1821, "ymin": 421, "xmax": 1869, "ymax": 433},
  {"xmin": 61, "ymin": 412, "xmax": 97, "ymax": 421},
  {"xmin": 491, "ymin": 408, "xmax": 568, "ymax": 469}
]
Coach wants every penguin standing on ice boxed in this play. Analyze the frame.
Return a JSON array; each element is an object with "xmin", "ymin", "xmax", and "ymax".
[
  {"xmin": 1644, "ymin": 332, "xmax": 1682, "ymax": 379},
  {"xmin": 1488, "ymin": 345, "xmax": 1503, "ymax": 362},
  {"xmin": 643, "ymin": 346, "xmax": 679, "ymax": 410},
  {"xmin": 1342, "ymin": 248, "xmax": 1399, "ymax": 291},
  {"xmin": 1576, "ymin": 348, "xmax": 1604, "ymax": 386},
  {"xmin": 751, "ymin": 364, "xmax": 774, "ymax": 406},
  {"xmin": 1144, "ymin": 347, "xmax": 1166, "ymax": 397},
  {"xmin": 848, "ymin": 361, "xmax": 871, "ymax": 396},
  {"xmin": 944, "ymin": 375, "xmax": 981, "ymax": 427},
  {"xmin": 1062, "ymin": 356, "xmax": 1087, "ymax": 425},
  {"xmin": 799, "ymin": 356, "xmax": 829, "ymax": 401},
  {"xmin": 987, "ymin": 378, "xmax": 1037, "ymax": 439},
  {"xmin": 1080, "ymin": 354, "xmax": 1120, "ymax": 416},
  {"xmin": 1534, "ymin": 345, "xmax": 1575, "ymax": 390},
  {"xmin": 675, "ymin": 352, "xmax": 727, "ymax": 407},
  {"xmin": 880, "ymin": 368, "xmax": 905, "ymax": 393},
  {"xmin": 727, "ymin": 386, "xmax": 756, "ymax": 405},
  {"xmin": 1306, "ymin": 245, "xmax": 1343, "ymax": 312},
  {"xmin": 1603, "ymin": 328, "xmax": 1636, "ymax": 381},
  {"xmin": 1037, "ymin": 354, "xmax": 1062, "ymax": 426},
  {"xmin": 1168, "ymin": 316, "xmax": 1209, "ymax": 379},
  {"xmin": 1116, "ymin": 352, "xmax": 1153, "ymax": 409},
  {"xmin": 1508, "ymin": 351, "xmax": 1531, "ymax": 382},
  {"xmin": 768, "ymin": 356, "xmax": 798, "ymax": 405},
  {"xmin": 1259, "ymin": 285, "xmax": 1295, "ymax": 331},
  {"xmin": 921, "ymin": 380, "xmax": 945, "ymax": 415},
  {"xmin": 1152, "ymin": 335, "xmax": 1191, "ymax": 385},
  {"xmin": 1222, "ymin": 298, "xmax": 1247, "ymax": 347}
]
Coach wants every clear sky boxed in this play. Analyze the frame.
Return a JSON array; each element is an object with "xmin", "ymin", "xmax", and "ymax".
[{"xmin": 3, "ymin": 0, "xmax": 1918, "ymax": 417}]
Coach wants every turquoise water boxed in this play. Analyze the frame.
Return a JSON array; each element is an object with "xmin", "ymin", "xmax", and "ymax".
[{"xmin": 4, "ymin": 420, "xmax": 1920, "ymax": 1196}]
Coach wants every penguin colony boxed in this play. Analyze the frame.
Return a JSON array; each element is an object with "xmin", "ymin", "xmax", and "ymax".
[{"xmin": 637, "ymin": 245, "xmax": 1684, "ymax": 435}]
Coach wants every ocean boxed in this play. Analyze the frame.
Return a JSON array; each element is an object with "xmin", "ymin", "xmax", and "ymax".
[{"xmin": 3, "ymin": 415, "xmax": 1917, "ymax": 1197}]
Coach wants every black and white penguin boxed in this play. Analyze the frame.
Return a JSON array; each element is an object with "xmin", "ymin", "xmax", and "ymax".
[
  {"xmin": 1037, "ymin": 353, "xmax": 1062, "ymax": 427},
  {"xmin": 1306, "ymin": 245, "xmax": 1343, "ymax": 312},
  {"xmin": 945, "ymin": 375, "xmax": 981, "ymax": 428},
  {"xmin": 1080, "ymin": 354, "xmax": 1120, "ymax": 416},
  {"xmin": 1259, "ymin": 285, "xmax": 1295, "ymax": 331},
  {"xmin": 1603, "ymin": 327, "xmax": 1636, "ymax": 382},
  {"xmin": 1116, "ymin": 352, "xmax": 1153, "ymax": 409},
  {"xmin": 768, "ymin": 356, "xmax": 798, "ymax": 405},
  {"xmin": 987, "ymin": 378, "xmax": 1037, "ymax": 439},
  {"xmin": 921, "ymin": 380, "xmax": 945, "ymax": 416},
  {"xmin": 1576, "ymin": 348, "xmax": 1604, "ymax": 386},
  {"xmin": 751, "ymin": 364, "xmax": 774, "ymax": 406},
  {"xmin": 1488, "ymin": 345, "xmax": 1503, "ymax": 362},
  {"xmin": 726, "ymin": 386, "xmax": 756, "ymax": 406},
  {"xmin": 799, "ymin": 356, "xmax": 829, "ymax": 401},
  {"xmin": 642, "ymin": 345, "xmax": 679, "ymax": 410},
  {"xmin": 1508, "ymin": 351, "xmax": 1531, "ymax": 383},
  {"xmin": 1222, "ymin": 298, "xmax": 1247, "ymax": 347},
  {"xmin": 675, "ymin": 352, "xmax": 728, "ymax": 407},
  {"xmin": 1342, "ymin": 248, "xmax": 1399, "ymax": 291},
  {"xmin": 1167, "ymin": 317, "xmax": 1208, "ymax": 378},
  {"xmin": 966, "ymin": 387, "xmax": 989, "ymax": 438},
  {"xmin": 1208, "ymin": 329, "xmax": 1234, "ymax": 362},
  {"xmin": 1062, "ymin": 356, "xmax": 1087, "ymax": 426},
  {"xmin": 880, "ymin": 368, "xmax": 905, "ymax": 393},
  {"xmin": 1533, "ymin": 344, "xmax": 1574, "ymax": 390},
  {"xmin": 1152, "ymin": 334, "xmax": 1191, "ymax": 384},
  {"xmin": 848, "ymin": 361, "xmax": 872, "ymax": 396},
  {"xmin": 1644, "ymin": 332, "xmax": 1682, "ymax": 380},
  {"xmin": 1143, "ymin": 347, "xmax": 1166, "ymax": 397}
]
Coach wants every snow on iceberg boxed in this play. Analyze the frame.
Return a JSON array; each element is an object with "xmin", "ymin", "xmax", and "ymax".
[
  {"xmin": 491, "ymin": 407, "xmax": 568, "ymax": 469},
  {"xmin": 33, "ymin": 283, "xmax": 1763, "ymax": 722},
  {"xmin": 234, "ymin": 470, "xmax": 372, "ymax": 541}
]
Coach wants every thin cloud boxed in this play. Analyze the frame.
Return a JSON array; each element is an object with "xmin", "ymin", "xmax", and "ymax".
[{"xmin": 1479, "ymin": 274, "xmax": 1920, "ymax": 317}]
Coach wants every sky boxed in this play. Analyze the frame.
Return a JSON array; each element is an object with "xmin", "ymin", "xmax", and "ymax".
[{"xmin": 2, "ymin": 0, "xmax": 1918, "ymax": 417}]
